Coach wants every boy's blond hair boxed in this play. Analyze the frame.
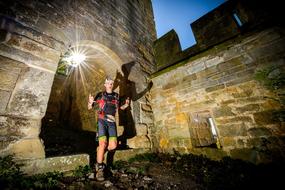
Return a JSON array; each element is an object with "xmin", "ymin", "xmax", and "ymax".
[{"xmin": 105, "ymin": 76, "xmax": 114, "ymax": 84}]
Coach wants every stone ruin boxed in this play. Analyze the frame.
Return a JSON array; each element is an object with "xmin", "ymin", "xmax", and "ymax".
[{"xmin": 0, "ymin": 0, "xmax": 284, "ymax": 174}]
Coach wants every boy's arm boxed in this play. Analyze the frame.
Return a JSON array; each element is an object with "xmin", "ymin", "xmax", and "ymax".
[
  {"xmin": 88, "ymin": 92, "xmax": 101, "ymax": 110},
  {"xmin": 88, "ymin": 94, "xmax": 94, "ymax": 110}
]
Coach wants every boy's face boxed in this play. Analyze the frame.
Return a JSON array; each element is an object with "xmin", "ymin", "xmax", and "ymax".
[{"xmin": 104, "ymin": 80, "xmax": 114, "ymax": 92}]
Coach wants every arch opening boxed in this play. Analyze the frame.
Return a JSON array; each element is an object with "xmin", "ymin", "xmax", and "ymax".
[{"xmin": 40, "ymin": 41, "xmax": 123, "ymax": 162}]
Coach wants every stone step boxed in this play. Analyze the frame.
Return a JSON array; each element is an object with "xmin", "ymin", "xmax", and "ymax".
[
  {"xmin": 21, "ymin": 154, "xmax": 89, "ymax": 175},
  {"xmin": 105, "ymin": 148, "xmax": 151, "ymax": 162}
]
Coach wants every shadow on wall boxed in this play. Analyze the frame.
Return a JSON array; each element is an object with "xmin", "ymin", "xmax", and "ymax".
[{"xmin": 114, "ymin": 61, "xmax": 153, "ymax": 149}]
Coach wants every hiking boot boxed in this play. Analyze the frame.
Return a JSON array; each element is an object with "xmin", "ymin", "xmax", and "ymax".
[{"xmin": 95, "ymin": 163, "xmax": 105, "ymax": 181}]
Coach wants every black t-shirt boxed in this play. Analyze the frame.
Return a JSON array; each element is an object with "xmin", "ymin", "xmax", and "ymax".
[{"xmin": 94, "ymin": 91, "xmax": 119, "ymax": 116}]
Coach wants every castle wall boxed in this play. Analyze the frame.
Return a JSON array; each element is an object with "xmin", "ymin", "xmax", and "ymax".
[
  {"xmin": 151, "ymin": 27, "xmax": 285, "ymax": 163},
  {"xmin": 0, "ymin": 0, "xmax": 156, "ymax": 160}
]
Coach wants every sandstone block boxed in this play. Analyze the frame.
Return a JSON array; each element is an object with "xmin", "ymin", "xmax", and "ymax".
[
  {"xmin": 213, "ymin": 106, "xmax": 235, "ymax": 118},
  {"xmin": 218, "ymin": 123, "xmax": 248, "ymax": 137},
  {"xmin": 127, "ymin": 135, "xmax": 151, "ymax": 149},
  {"xmin": 136, "ymin": 123, "xmax": 148, "ymax": 136},
  {"xmin": 22, "ymin": 154, "xmax": 89, "ymax": 175},
  {"xmin": 0, "ymin": 70, "xmax": 18, "ymax": 91},
  {"xmin": 0, "ymin": 90, "xmax": 10, "ymax": 113},
  {"xmin": 8, "ymin": 138, "xmax": 45, "ymax": 159}
]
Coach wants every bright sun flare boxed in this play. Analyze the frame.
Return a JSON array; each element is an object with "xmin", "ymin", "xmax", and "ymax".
[{"xmin": 68, "ymin": 52, "xmax": 86, "ymax": 67}]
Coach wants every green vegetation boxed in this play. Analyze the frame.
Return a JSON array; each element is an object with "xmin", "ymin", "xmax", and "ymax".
[
  {"xmin": 0, "ymin": 155, "xmax": 63, "ymax": 189},
  {"xmin": 72, "ymin": 165, "xmax": 92, "ymax": 180},
  {"xmin": 254, "ymin": 65, "xmax": 285, "ymax": 91},
  {"xmin": 56, "ymin": 51, "xmax": 73, "ymax": 76},
  {"xmin": 0, "ymin": 155, "xmax": 94, "ymax": 189},
  {"xmin": 254, "ymin": 65, "xmax": 285, "ymax": 121}
]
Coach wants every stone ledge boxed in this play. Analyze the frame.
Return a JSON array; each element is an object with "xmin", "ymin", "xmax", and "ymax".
[
  {"xmin": 21, "ymin": 154, "xmax": 89, "ymax": 175},
  {"xmin": 109, "ymin": 148, "xmax": 151, "ymax": 162}
]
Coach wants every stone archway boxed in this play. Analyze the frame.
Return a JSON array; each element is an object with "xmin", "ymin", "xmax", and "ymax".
[{"xmin": 41, "ymin": 40, "xmax": 123, "ymax": 160}]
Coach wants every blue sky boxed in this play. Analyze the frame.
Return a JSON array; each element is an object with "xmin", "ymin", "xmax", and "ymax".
[{"xmin": 152, "ymin": 0, "xmax": 226, "ymax": 50}]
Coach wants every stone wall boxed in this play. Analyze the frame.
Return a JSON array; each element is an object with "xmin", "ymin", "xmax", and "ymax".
[
  {"xmin": 150, "ymin": 27, "xmax": 285, "ymax": 163},
  {"xmin": 0, "ymin": 0, "xmax": 156, "ymax": 166}
]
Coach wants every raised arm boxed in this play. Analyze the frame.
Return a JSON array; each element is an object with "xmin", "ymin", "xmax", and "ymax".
[{"xmin": 88, "ymin": 94, "xmax": 94, "ymax": 110}]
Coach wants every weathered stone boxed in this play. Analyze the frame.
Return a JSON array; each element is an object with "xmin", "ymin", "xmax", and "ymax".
[
  {"xmin": 154, "ymin": 30, "xmax": 181, "ymax": 70},
  {"xmin": 235, "ymin": 104, "xmax": 260, "ymax": 113},
  {"xmin": 205, "ymin": 84, "xmax": 225, "ymax": 92},
  {"xmin": 162, "ymin": 81, "xmax": 178, "ymax": 90},
  {"xmin": 205, "ymin": 56, "xmax": 224, "ymax": 68},
  {"xmin": 248, "ymin": 127, "xmax": 272, "ymax": 136},
  {"xmin": 0, "ymin": 90, "xmax": 10, "ymax": 113},
  {"xmin": 168, "ymin": 127, "xmax": 190, "ymax": 139},
  {"xmin": 253, "ymin": 110, "xmax": 280, "ymax": 125},
  {"xmin": 0, "ymin": 43, "xmax": 58, "ymax": 73},
  {"xmin": 0, "ymin": 69, "xmax": 18, "ymax": 91},
  {"xmin": 220, "ymin": 99, "xmax": 236, "ymax": 105},
  {"xmin": 215, "ymin": 116, "xmax": 253, "ymax": 125},
  {"xmin": 230, "ymin": 148, "xmax": 258, "ymax": 163},
  {"xmin": 225, "ymin": 75, "xmax": 252, "ymax": 87},
  {"xmin": 7, "ymin": 138, "xmax": 45, "ymax": 159},
  {"xmin": 7, "ymin": 67, "xmax": 55, "ymax": 118},
  {"xmin": 182, "ymin": 73, "xmax": 197, "ymax": 82},
  {"xmin": 220, "ymin": 137, "xmax": 237, "ymax": 147},
  {"xmin": 136, "ymin": 123, "xmax": 148, "ymax": 136},
  {"xmin": 187, "ymin": 61, "xmax": 206, "ymax": 75},
  {"xmin": 218, "ymin": 123, "xmax": 248, "ymax": 137},
  {"xmin": 140, "ymin": 109, "xmax": 154, "ymax": 124},
  {"xmin": 232, "ymin": 88, "xmax": 254, "ymax": 98},
  {"xmin": 189, "ymin": 147, "xmax": 228, "ymax": 161},
  {"xmin": 260, "ymin": 100, "xmax": 282, "ymax": 110},
  {"xmin": 0, "ymin": 116, "xmax": 40, "ymax": 138},
  {"xmin": 127, "ymin": 135, "xmax": 151, "ymax": 149},
  {"xmin": 110, "ymin": 148, "xmax": 151, "ymax": 162},
  {"xmin": 0, "ymin": 55, "xmax": 24, "ymax": 74},
  {"xmin": 213, "ymin": 106, "xmax": 235, "ymax": 118},
  {"xmin": 175, "ymin": 113, "xmax": 188, "ymax": 124},
  {"xmin": 22, "ymin": 154, "xmax": 89, "ymax": 175}
]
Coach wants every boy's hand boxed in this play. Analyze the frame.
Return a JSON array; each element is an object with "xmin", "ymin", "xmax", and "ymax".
[
  {"xmin": 88, "ymin": 94, "xmax": 94, "ymax": 103},
  {"xmin": 88, "ymin": 94, "xmax": 94, "ymax": 110}
]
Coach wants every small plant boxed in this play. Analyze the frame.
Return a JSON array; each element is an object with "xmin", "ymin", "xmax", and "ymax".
[
  {"xmin": 254, "ymin": 65, "xmax": 285, "ymax": 122},
  {"xmin": 1, "ymin": 155, "xmax": 64, "ymax": 189},
  {"xmin": 113, "ymin": 160, "xmax": 127, "ymax": 170},
  {"xmin": 0, "ymin": 155, "xmax": 23, "ymax": 188},
  {"xmin": 254, "ymin": 65, "xmax": 285, "ymax": 105},
  {"xmin": 72, "ymin": 165, "xmax": 92, "ymax": 180},
  {"xmin": 254, "ymin": 65, "xmax": 285, "ymax": 90},
  {"xmin": 25, "ymin": 171, "xmax": 63, "ymax": 189}
]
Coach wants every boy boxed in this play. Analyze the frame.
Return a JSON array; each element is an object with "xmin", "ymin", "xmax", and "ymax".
[{"xmin": 88, "ymin": 77, "xmax": 129, "ymax": 181}]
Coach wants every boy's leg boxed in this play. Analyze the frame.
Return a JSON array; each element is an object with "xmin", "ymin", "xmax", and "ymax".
[
  {"xmin": 97, "ymin": 119, "xmax": 108, "ymax": 163},
  {"xmin": 107, "ymin": 120, "xmax": 118, "ymax": 151},
  {"xmin": 97, "ymin": 138, "xmax": 107, "ymax": 163},
  {"xmin": 96, "ymin": 119, "xmax": 107, "ymax": 181},
  {"xmin": 106, "ymin": 120, "xmax": 117, "ymax": 168},
  {"xmin": 106, "ymin": 139, "xmax": 117, "ymax": 169}
]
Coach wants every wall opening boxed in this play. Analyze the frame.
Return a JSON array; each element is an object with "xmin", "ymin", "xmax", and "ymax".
[
  {"xmin": 232, "ymin": 10, "xmax": 244, "ymax": 27},
  {"xmin": 40, "ymin": 41, "xmax": 123, "ymax": 163},
  {"xmin": 187, "ymin": 111, "xmax": 221, "ymax": 148}
]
